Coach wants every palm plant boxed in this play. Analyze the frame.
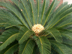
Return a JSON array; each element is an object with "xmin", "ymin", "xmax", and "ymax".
[{"xmin": 0, "ymin": 0, "xmax": 72, "ymax": 54}]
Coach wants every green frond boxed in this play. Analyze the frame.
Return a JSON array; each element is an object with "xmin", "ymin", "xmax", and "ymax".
[
  {"xmin": 48, "ymin": 28, "xmax": 62, "ymax": 43},
  {"xmin": 43, "ymin": 0, "xmax": 60, "ymax": 26},
  {"xmin": 34, "ymin": 36, "xmax": 51, "ymax": 54},
  {"xmin": 46, "ymin": 5, "xmax": 72, "ymax": 29},
  {"xmin": 36, "ymin": 0, "xmax": 42, "ymax": 23},
  {"xmin": 4, "ymin": 44, "xmax": 18, "ymax": 54},
  {"xmin": 0, "ymin": 33, "xmax": 18, "ymax": 50},
  {"xmin": 11, "ymin": 0, "xmax": 31, "ymax": 27},
  {"xmin": 45, "ymin": 2, "xmax": 71, "ymax": 29},
  {"xmin": 51, "ymin": 41, "xmax": 72, "ymax": 54},
  {"xmin": 16, "ymin": 26, "xmax": 28, "ymax": 41},
  {"xmin": 56, "ymin": 16, "xmax": 72, "ymax": 28},
  {"xmin": 0, "ymin": 9, "xmax": 22, "ymax": 28},
  {"xmin": 15, "ymin": 26, "xmax": 34, "ymax": 44},
  {"xmin": 61, "ymin": 31, "xmax": 72, "ymax": 40},
  {"xmin": 40, "ymin": 0, "xmax": 50, "ymax": 24},
  {"xmin": 19, "ymin": 30, "xmax": 34, "ymax": 44},
  {"xmin": 19, "ymin": 39, "xmax": 35, "ymax": 54},
  {"xmin": 29, "ymin": 0, "xmax": 38, "ymax": 24},
  {"xmin": 0, "ymin": 28, "xmax": 18, "ymax": 42},
  {"xmin": 60, "ymin": 30, "xmax": 72, "ymax": 46},
  {"xmin": 0, "ymin": 41, "xmax": 18, "ymax": 54},
  {"xmin": 0, "ymin": 2, "xmax": 29, "ymax": 29},
  {"xmin": 0, "ymin": 29, "xmax": 19, "ymax": 51}
]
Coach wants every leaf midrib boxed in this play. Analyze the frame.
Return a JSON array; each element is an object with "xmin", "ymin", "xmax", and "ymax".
[
  {"xmin": 22, "ymin": 39, "xmax": 31, "ymax": 54},
  {"xmin": 4, "ymin": 44, "xmax": 18, "ymax": 54},
  {"xmin": 39, "ymin": 37, "xmax": 43, "ymax": 54}
]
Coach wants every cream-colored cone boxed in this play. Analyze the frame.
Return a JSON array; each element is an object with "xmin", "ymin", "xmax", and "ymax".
[{"xmin": 32, "ymin": 24, "xmax": 44, "ymax": 34}]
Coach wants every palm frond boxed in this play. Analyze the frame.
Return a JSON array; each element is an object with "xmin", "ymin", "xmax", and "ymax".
[
  {"xmin": 0, "ymin": 2, "xmax": 29, "ymax": 29},
  {"xmin": 47, "ymin": 28, "xmax": 62, "ymax": 43},
  {"xmin": 34, "ymin": 36, "xmax": 51, "ymax": 54},
  {"xmin": 51, "ymin": 40, "xmax": 72, "ymax": 54},
  {"xmin": 0, "ymin": 41, "xmax": 18, "ymax": 54},
  {"xmin": 4, "ymin": 44, "xmax": 18, "ymax": 54},
  {"xmin": 60, "ymin": 30, "xmax": 72, "ymax": 46},
  {"xmin": 0, "ymin": 29, "xmax": 19, "ymax": 51},
  {"xmin": 19, "ymin": 30, "xmax": 34, "ymax": 44},
  {"xmin": 19, "ymin": 39, "xmax": 35, "ymax": 54}
]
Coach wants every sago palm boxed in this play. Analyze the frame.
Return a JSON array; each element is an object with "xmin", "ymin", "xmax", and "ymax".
[{"xmin": 0, "ymin": 0, "xmax": 72, "ymax": 54}]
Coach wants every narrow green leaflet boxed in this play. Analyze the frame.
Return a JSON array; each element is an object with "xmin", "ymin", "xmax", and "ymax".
[
  {"xmin": 48, "ymin": 6, "xmax": 72, "ymax": 29},
  {"xmin": 43, "ymin": 0, "xmax": 55, "ymax": 26},
  {"xmin": 4, "ymin": 44, "xmax": 18, "ymax": 54},
  {"xmin": 19, "ymin": 39, "xmax": 35, "ymax": 54},
  {"xmin": 11, "ymin": 0, "xmax": 32, "ymax": 27},
  {"xmin": 40, "ymin": 0, "xmax": 50, "ymax": 24},
  {"xmin": 51, "ymin": 41, "xmax": 72, "ymax": 54},
  {"xmin": 35, "ymin": 36, "xmax": 51, "ymax": 54},
  {"xmin": 21, "ymin": 0, "xmax": 32, "ymax": 28},
  {"xmin": 61, "ymin": 31, "xmax": 72, "ymax": 40},
  {"xmin": 0, "ymin": 2, "xmax": 29, "ymax": 28},
  {"xmin": 16, "ymin": 26, "xmax": 28, "ymax": 41},
  {"xmin": 0, "ymin": 9, "xmax": 22, "ymax": 28},
  {"xmin": 59, "ymin": 30, "xmax": 72, "ymax": 45},
  {"xmin": 19, "ymin": 40, "xmax": 27, "ymax": 54},
  {"xmin": 36, "ymin": 0, "xmax": 42, "ymax": 23},
  {"xmin": 0, "ymin": 27, "xmax": 19, "ymax": 51},
  {"xmin": 48, "ymin": 28, "xmax": 62, "ymax": 43},
  {"xmin": 19, "ymin": 30, "xmax": 34, "ymax": 44},
  {"xmin": 62, "ymin": 34, "xmax": 72, "ymax": 46},
  {"xmin": 44, "ymin": 0, "xmax": 60, "ymax": 26},
  {"xmin": 29, "ymin": 0, "xmax": 38, "ymax": 24},
  {"xmin": 0, "ymin": 28, "xmax": 19, "ymax": 42},
  {"xmin": 0, "ymin": 41, "xmax": 18, "ymax": 54},
  {"xmin": 45, "ymin": 2, "xmax": 69, "ymax": 29},
  {"xmin": 56, "ymin": 15, "xmax": 72, "ymax": 28},
  {"xmin": 0, "ymin": 33, "xmax": 19, "ymax": 51}
]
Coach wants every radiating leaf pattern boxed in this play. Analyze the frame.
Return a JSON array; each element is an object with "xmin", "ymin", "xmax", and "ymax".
[{"xmin": 0, "ymin": 0, "xmax": 72, "ymax": 54}]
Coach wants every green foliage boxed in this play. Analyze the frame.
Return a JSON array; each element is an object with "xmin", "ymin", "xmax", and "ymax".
[
  {"xmin": 0, "ymin": 0, "xmax": 72, "ymax": 54},
  {"xmin": 34, "ymin": 36, "xmax": 51, "ymax": 54},
  {"xmin": 0, "ymin": 28, "xmax": 19, "ymax": 51},
  {"xmin": 0, "ymin": 41, "xmax": 18, "ymax": 54},
  {"xmin": 19, "ymin": 30, "xmax": 34, "ymax": 44},
  {"xmin": 48, "ymin": 28, "xmax": 62, "ymax": 43},
  {"xmin": 51, "ymin": 40, "xmax": 72, "ymax": 54},
  {"xmin": 19, "ymin": 39, "xmax": 35, "ymax": 54},
  {"xmin": 0, "ymin": 27, "xmax": 4, "ymax": 35}
]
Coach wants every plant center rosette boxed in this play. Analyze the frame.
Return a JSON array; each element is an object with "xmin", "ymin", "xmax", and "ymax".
[{"xmin": 32, "ymin": 24, "xmax": 44, "ymax": 36}]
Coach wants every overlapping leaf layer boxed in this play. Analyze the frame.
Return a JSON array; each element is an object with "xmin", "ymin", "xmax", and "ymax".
[{"xmin": 0, "ymin": 0, "xmax": 72, "ymax": 54}]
